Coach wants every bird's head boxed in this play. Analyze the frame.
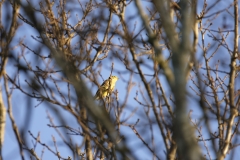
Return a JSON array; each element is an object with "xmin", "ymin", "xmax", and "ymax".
[{"xmin": 110, "ymin": 75, "xmax": 119, "ymax": 83}]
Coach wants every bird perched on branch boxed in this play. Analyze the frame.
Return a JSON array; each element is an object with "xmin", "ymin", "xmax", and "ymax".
[{"xmin": 94, "ymin": 76, "xmax": 119, "ymax": 100}]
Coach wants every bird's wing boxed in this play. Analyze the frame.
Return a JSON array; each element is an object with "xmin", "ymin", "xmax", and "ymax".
[{"xmin": 100, "ymin": 79, "xmax": 111, "ymax": 89}]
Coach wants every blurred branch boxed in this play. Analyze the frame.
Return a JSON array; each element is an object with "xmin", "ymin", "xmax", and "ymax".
[
  {"xmin": 17, "ymin": 1, "xmax": 132, "ymax": 159},
  {"xmin": 0, "ymin": 86, "xmax": 5, "ymax": 159},
  {"xmin": 1, "ymin": 0, "xmax": 239, "ymax": 159},
  {"xmin": 135, "ymin": 0, "xmax": 174, "ymax": 87}
]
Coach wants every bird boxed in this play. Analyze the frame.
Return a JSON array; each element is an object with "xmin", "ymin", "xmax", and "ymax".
[{"xmin": 94, "ymin": 76, "xmax": 119, "ymax": 100}]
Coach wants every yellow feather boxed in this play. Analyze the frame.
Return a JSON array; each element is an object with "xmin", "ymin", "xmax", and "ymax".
[{"xmin": 94, "ymin": 76, "xmax": 119, "ymax": 100}]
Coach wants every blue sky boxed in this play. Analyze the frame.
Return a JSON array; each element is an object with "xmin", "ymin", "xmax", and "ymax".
[{"xmin": 2, "ymin": 0, "xmax": 240, "ymax": 160}]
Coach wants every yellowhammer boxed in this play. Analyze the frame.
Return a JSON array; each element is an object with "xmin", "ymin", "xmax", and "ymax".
[{"xmin": 94, "ymin": 75, "xmax": 119, "ymax": 100}]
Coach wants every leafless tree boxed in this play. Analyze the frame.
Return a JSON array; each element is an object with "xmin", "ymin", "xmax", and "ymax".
[{"xmin": 0, "ymin": 0, "xmax": 239, "ymax": 160}]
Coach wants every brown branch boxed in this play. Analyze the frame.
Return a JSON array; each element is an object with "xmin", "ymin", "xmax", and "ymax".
[{"xmin": 218, "ymin": 0, "xmax": 239, "ymax": 159}]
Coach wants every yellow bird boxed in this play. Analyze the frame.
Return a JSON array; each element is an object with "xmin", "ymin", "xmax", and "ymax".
[{"xmin": 94, "ymin": 76, "xmax": 119, "ymax": 100}]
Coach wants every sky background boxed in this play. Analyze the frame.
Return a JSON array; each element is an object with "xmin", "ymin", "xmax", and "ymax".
[{"xmin": 1, "ymin": 0, "xmax": 240, "ymax": 160}]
